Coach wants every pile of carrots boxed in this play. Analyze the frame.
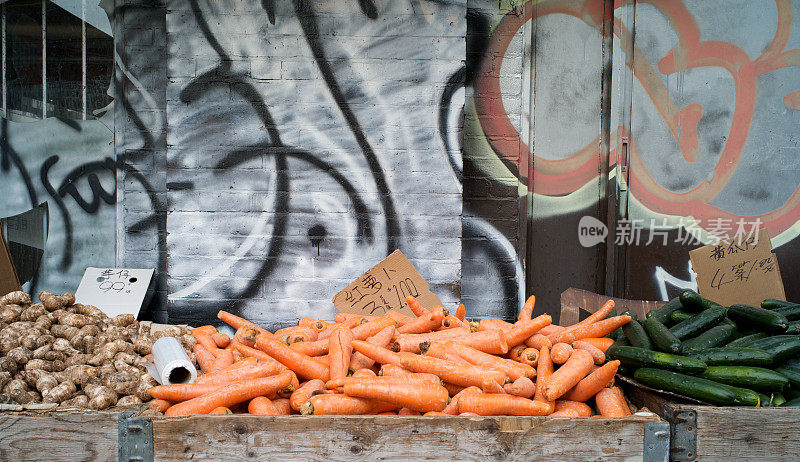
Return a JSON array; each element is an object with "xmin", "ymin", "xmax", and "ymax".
[{"xmin": 147, "ymin": 296, "xmax": 635, "ymax": 417}]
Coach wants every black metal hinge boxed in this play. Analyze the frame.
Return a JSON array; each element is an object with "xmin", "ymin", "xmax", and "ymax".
[{"xmin": 118, "ymin": 411, "xmax": 154, "ymax": 462}]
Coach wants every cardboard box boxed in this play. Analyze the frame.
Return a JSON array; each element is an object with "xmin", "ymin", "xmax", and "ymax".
[{"xmin": 0, "ymin": 203, "xmax": 49, "ymax": 296}]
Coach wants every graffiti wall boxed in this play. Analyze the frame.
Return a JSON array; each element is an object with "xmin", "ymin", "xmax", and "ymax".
[{"xmin": 163, "ymin": 0, "xmax": 465, "ymax": 326}]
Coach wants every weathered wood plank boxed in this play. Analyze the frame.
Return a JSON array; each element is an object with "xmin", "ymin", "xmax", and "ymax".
[
  {"xmin": 0, "ymin": 410, "xmax": 119, "ymax": 462},
  {"xmin": 153, "ymin": 414, "xmax": 660, "ymax": 461}
]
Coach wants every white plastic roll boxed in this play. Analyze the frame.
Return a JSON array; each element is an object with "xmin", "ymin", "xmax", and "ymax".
[{"xmin": 146, "ymin": 337, "xmax": 198, "ymax": 385}]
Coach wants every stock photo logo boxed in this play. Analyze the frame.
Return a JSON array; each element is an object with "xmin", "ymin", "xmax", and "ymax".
[{"xmin": 578, "ymin": 216, "xmax": 609, "ymax": 248}]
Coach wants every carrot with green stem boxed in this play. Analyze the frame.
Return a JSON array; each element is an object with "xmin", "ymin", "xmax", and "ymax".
[
  {"xmin": 397, "ymin": 309, "xmax": 444, "ymax": 334},
  {"xmin": 450, "ymin": 329, "xmax": 509, "ymax": 355},
  {"xmin": 248, "ymin": 396, "xmax": 279, "ymax": 415},
  {"xmin": 165, "ymin": 371, "xmax": 295, "ymax": 416},
  {"xmin": 328, "ymin": 328, "xmax": 355, "ymax": 380},
  {"xmin": 398, "ymin": 352, "xmax": 508, "ymax": 389},
  {"xmin": 561, "ymin": 360, "xmax": 620, "ymax": 402},
  {"xmin": 541, "ymin": 349, "xmax": 594, "ymax": 401},
  {"xmin": 406, "ymin": 296, "xmax": 429, "ymax": 317},
  {"xmin": 517, "ymin": 295, "xmax": 536, "ymax": 322},
  {"xmin": 300, "ymin": 394, "xmax": 397, "ymax": 415},
  {"xmin": 505, "ymin": 314, "xmax": 552, "ymax": 347},
  {"xmin": 394, "ymin": 328, "xmax": 469, "ymax": 353},
  {"xmin": 553, "ymin": 315, "xmax": 631, "ymax": 344},
  {"xmin": 441, "ymin": 386, "xmax": 482, "ymax": 415},
  {"xmin": 255, "ymin": 335, "xmax": 330, "ymax": 381},
  {"xmin": 504, "ymin": 377, "xmax": 535, "ymax": 398},
  {"xmin": 342, "ymin": 379, "xmax": 449, "ymax": 413},
  {"xmin": 595, "ymin": 386, "xmax": 631, "ymax": 417},
  {"xmin": 351, "ymin": 340, "xmax": 402, "ymax": 366},
  {"xmin": 350, "ymin": 326, "xmax": 395, "ymax": 372},
  {"xmin": 458, "ymin": 394, "xmax": 550, "ymax": 416},
  {"xmin": 439, "ymin": 340, "xmax": 535, "ymax": 381},
  {"xmin": 533, "ymin": 345, "xmax": 555, "ymax": 413}
]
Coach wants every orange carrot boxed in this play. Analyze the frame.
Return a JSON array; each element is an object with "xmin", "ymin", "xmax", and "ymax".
[
  {"xmin": 554, "ymin": 315, "xmax": 631, "ymax": 344},
  {"xmin": 334, "ymin": 313, "xmax": 358, "ymax": 323},
  {"xmin": 541, "ymin": 349, "xmax": 594, "ymax": 401},
  {"xmin": 539, "ymin": 325, "xmax": 565, "ymax": 336},
  {"xmin": 380, "ymin": 364, "xmax": 413, "ymax": 377},
  {"xmin": 397, "ymin": 309, "xmax": 444, "ymax": 334},
  {"xmin": 478, "ymin": 319, "xmax": 513, "ymax": 332},
  {"xmin": 440, "ymin": 315, "xmax": 470, "ymax": 330},
  {"xmin": 149, "ymin": 382, "xmax": 229, "ymax": 402},
  {"xmin": 441, "ymin": 386, "xmax": 482, "ymax": 415},
  {"xmin": 273, "ymin": 398, "xmax": 292, "ymax": 415},
  {"xmin": 423, "ymin": 411, "xmax": 449, "ymax": 416},
  {"xmin": 518, "ymin": 348, "xmax": 539, "ymax": 367},
  {"xmin": 232, "ymin": 343, "xmax": 286, "ymax": 370},
  {"xmin": 595, "ymin": 386, "xmax": 631, "ymax": 417},
  {"xmin": 505, "ymin": 314, "xmax": 552, "ymax": 347},
  {"xmin": 394, "ymin": 328, "xmax": 470, "ymax": 353},
  {"xmin": 550, "ymin": 343, "xmax": 573, "ymax": 365},
  {"xmin": 573, "ymin": 340, "xmax": 606, "ymax": 365},
  {"xmin": 195, "ymin": 334, "xmax": 223, "ymax": 358},
  {"xmin": 195, "ymin": 361, "xmax": 283, "ymax": 386},
  {"xmin": 209, "ymin": 349, "xmax": 235, "ymax": 372},
  {"xmin": 421, "ymin": 342, "xmax": 472, "ymax": 366},
  {"xmin": 328, "ymin": 328, "xmax": 355, "ymax": 380},
  {"xmin": 274, "ymin": 326, "xmax": 318, "ymax": 344},
  {"xmin": 255, "ymin": 335, "xmax": 330, "ymax": 381},
  {"xmin": 575, "ymin": 337, "xmax": 615, "ymax": 353},
  {"xmin": 550, "ymin": 408, "xmax": 581, "ymax": 417},
  {"xmin": 217, "ymin": 311, "xmax": 268, "ymax": 335},
  {"xmin": 385, "ymin": 310, "xmax": 414, "ymax": 326},
  {"xmin": 248, "ymin": 396, "xmax": 279, "ymax": 415},
  {"xmin": 459, "ymin": 412, "xmax": 479, "ymax": 416},
  {"xmin": 406, "ymin": 296, "xmax": 429, "ymax": 317},
  {"xmin": 458, "ymin": 394, "xmax": 550, "ymax": 416},
  {"xmin": 351, "ymin": 315, "xmax": 397, "ymax": 341},
  {"xmin": 148, "ymin": 399, "xmax": 172, "ymax": 413},
  {"xmin": 554, "ymin": 399, "xmax": 592, "ymax": 417},
  {"xmin": 352, "ymin": 368, "xmax": 377, "ymax": 378},
  {"xmin": 440, "ymin": 340, "xmax": 535, "ymax": 381},
  {"xmin": 517, "ymin": 295, "xmax": 536, "ymax": 322},
  {"xmin": 327, "ymin": 374, "xmax": 442, "ymax": 391},
  {"xmin": 234, "ymin": 325, "xmax": 260, "ymax": 347},
  {"xmin": 166, "ymin": 371, "xmax": 295, "ymax": 416},
  {"xmin": 288, "ymin": 339, "xmax": 328, "ymax": 356},
  {"xmin": 210, "ymin": 406, "xmax": 232, "ymax": 415},
  {"xmin": 533, "ymin": 345, "xmax": 555, "ymax": 413},
  {"xmin": 450, "ymin": 330, "xmax": 509, "ymax": 355},
  {"xmin": 211, "ymin": 332, "xmax": 231, "ymax": 348},
  {"xmin": 193, "ymin": 344, "xmax": 218, "ymax": 373},
  {"xmin": 350, "ymin": 325, "xmax": 395, "ymax": 372},
  {"xmin": 508, "ymin": 344, "xmax": 527, "ymax": 362},
  {"xmin": 504, "ymin": 377, "xmax": 535, "ymax": 398},
  {"xmin": 398, "ymin": 408, "xmax": 421, "ymax": 415},
  {"xmin": 192, "ymin": 325, "xmax": 218, "ymax": 337},
  {"xmin": 574, "ymin": 299, "xmax": 615, "ymax": 328},
  {"xmin": 398, "ymin": 352, "xmax": 508, "ymax": 389},
  {"xmin": 300, "ymin": 394, "xmax": 396, "ymax": 415},
  {"xmin": 525, "ymin": 333, "xmax": 552, "ymax": 350},
  {"xmin": 342, "ymin": 379, "xmax": 449, "ymax": 413},
  {"xmin": 299, "ymin": 318, "xmax": 331, "ymax": 332},
  {"xmin": 482, "ymin": 376, "xmax": 506, "ymax": 394},
  {"xmin": 561, "ymin": 360, "xmax": 620, "ymax": 402},
  {"xmin": 289, "ymin": 379, "xmax": 326, "ymax": 411},
  {"xmin": 455, "ymin": 304, "xmax": 466, "ymax": 321},
  {"xmin": 351, "ymin": 340, "xmax": 402, "ymax": 366},
  {"xmin": 443, "ymin": 382, "xmax": 466, "ymax": 396},
  {"xmin": 279, "ymin": 371, "xmax": 300, "ymax": 399}
]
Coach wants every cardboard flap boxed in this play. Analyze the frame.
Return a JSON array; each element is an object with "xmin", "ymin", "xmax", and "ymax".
[
  {"xmin": 559, "ymin": 287, "xmax": 665, "ymax": 326},
  {"xmin": 3, "ymin": 202, "xmax": 49, "ymax": 285},
  {"xmin": 0, "ymin": 222, "xmax": 21, "ymax": 297}
]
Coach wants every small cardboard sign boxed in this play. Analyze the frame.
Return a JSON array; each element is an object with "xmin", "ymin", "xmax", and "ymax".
[
  {"xmin": 332, "ymin": 250, "xmax": 442, "ymax": 318},
  {"xmin": 689, "ymin": 228, "xmax": 786, "ymax": 306},
  {"xmin": 75, "ymin": 267, "xmax": 155, "ymax": 318}
]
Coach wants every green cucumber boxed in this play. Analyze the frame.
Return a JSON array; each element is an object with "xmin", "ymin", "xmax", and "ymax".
[
  {"xmin": 772, "ymin": 393, "xmax": 787, "ymax": 406},
  {"xmin": 785, "ymin": 320, "xmax": 800, "ymax": 335},
  {"xmin": 724, "ymin": 385, "xmax": 761, "ymax": 406},
  {"xmin": 610, "ymin": 336, "xmax": 630, "ymax": 349},
  {"xmin": 728, "ymin": 304, "xmax": 789, "ymax": 333},
  {"xmin": 680, "ymin": 289, "xmax": 722, "ymax": 312},
  {"xmin": 756, "ymin": 392, "xmax": 785, "ymax": 407},
  {"xmin": 622, "ymin": 319, "xmax": 653, "ymax": 350},
  {"xmin": 745, "ymin": 335, "xmax": 796, "ymax": 350},
  {"xmin": 774, "ymin": 365, "xmax": 800, "ymax": 388},
  {"xmin": 681, "ymin": 324, "xmax": 739, "ymax": 355},
  {"xmin": 726, "ymin": 332, "xmax": 767, "ymax": 348},
  {"xmin": 762, "ymin": 299, "xmax": 799, "ymax": 310},
  {"xmin": 670, "ymin": 310, "xmax": 694, "ymax": 323},
  {"xmin": 633, "ymin": 368, "xmax": 737, "ymax": 405},
  {"xmin": 763, "ymin": 337, "xmax": 800, "ymax": 362},
  {"xmin": 780, "ymin": 397, "xmax": 800, "ymax": 407},
  {"xmin": 648, "ymin": 297, "xmax": 682, "ymax": 324},
  {"xmin": 773, "ymin": 305, "xmax": 800, "ymax": 321},
  {"xmin": 606, "ymin": 345, "xmax": 707, "ymax": 374},
  {"xmin": 699, "ymin": 366, "xmax": 789, "ymax": 391},
  {"xmin": 669, "ymin": 306, "xmax": 728, "ymax": 340},
  {"xmin": 641, "ymin": 318, "xmax": 682, "ymax": 353},
  {"xmin": 688, "ymin": 347, "xmax": 774, "ymax": 367}
]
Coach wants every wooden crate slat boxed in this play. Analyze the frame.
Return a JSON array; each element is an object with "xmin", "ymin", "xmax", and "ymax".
[{"xmin": 152, "ymin": 414, "xmax": 660, "ymax": 461}]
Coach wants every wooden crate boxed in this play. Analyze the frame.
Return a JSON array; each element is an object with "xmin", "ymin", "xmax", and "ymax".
[
  {"xmin": 0, "ymin": 409, "xmax": 663, "ymax": 461},
  {"xmin": 625, "ymin": 384, "xmax": 800, "ymax": 461}
]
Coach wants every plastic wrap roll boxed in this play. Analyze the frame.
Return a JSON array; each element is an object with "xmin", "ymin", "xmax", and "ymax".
[{"xmin": 146, "ymin": 337, "xmax": 198, "ymax": 385}]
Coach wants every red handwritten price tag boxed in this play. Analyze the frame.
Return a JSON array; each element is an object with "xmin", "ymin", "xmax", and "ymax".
[
  {"xmin": 332, "ymin": 250, "xmax": 442, "ymax": 318},
  {"xmin": 689, "ymin": 228, "xmax": 786, "ymax": 306}
]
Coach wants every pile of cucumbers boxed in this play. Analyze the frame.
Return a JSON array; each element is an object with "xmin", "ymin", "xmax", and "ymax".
[{"xmin": 607, "ymin": 290, "xmax": 800, "ymax": 407}]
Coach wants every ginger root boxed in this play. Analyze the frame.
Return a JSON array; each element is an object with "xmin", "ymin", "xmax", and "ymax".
[
  {"xmin": 85, "ymin": 384, "xmax": 117, "ymax": 410},
  {"xmin": 1, "ymin": 291, "xmax": 31, "ymax": 306},
  {"xmin": 38, "ymin": 291, "xmax": 75, "ymax": 311},
  {"xmin": 43, "ymin": 381, "xmax": 76, "ymax": 403},
  {"xmin": 116, "ymin": 395, "xmax": 142, "ymax": 407},
  {"xmin": 60, "ymin": 393, "xmax": 89, "ymax": 408}
]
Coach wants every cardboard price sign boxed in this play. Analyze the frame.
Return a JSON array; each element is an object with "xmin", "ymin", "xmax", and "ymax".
[
  {"xmin": 689, "ymin": 228, "xmax": 786, "ymax": 306},
  {"xmin": 332, "ymin": 250, "xmax": 442, "ymax": 318},
  {"xmin": 75, "ymin": 268, "xmax": 155, "ymax": 318}
]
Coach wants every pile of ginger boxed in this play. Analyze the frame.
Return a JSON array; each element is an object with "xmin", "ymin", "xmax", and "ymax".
[{"xmin": 0, "ymin": 290, "xmax": 195, "ymax": 409}]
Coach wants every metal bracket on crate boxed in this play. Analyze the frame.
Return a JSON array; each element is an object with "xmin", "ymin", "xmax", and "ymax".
[
  {"xmin": 118, "ymin": 411, "xmax": 154, "ymax": 462},
  {"xmin": 643, "ymin": 422, "xmax": 670, "ymax": 462},
  {"xmin": 664, "ymin": 407, "xmax": 697, "ymax": 461}
]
